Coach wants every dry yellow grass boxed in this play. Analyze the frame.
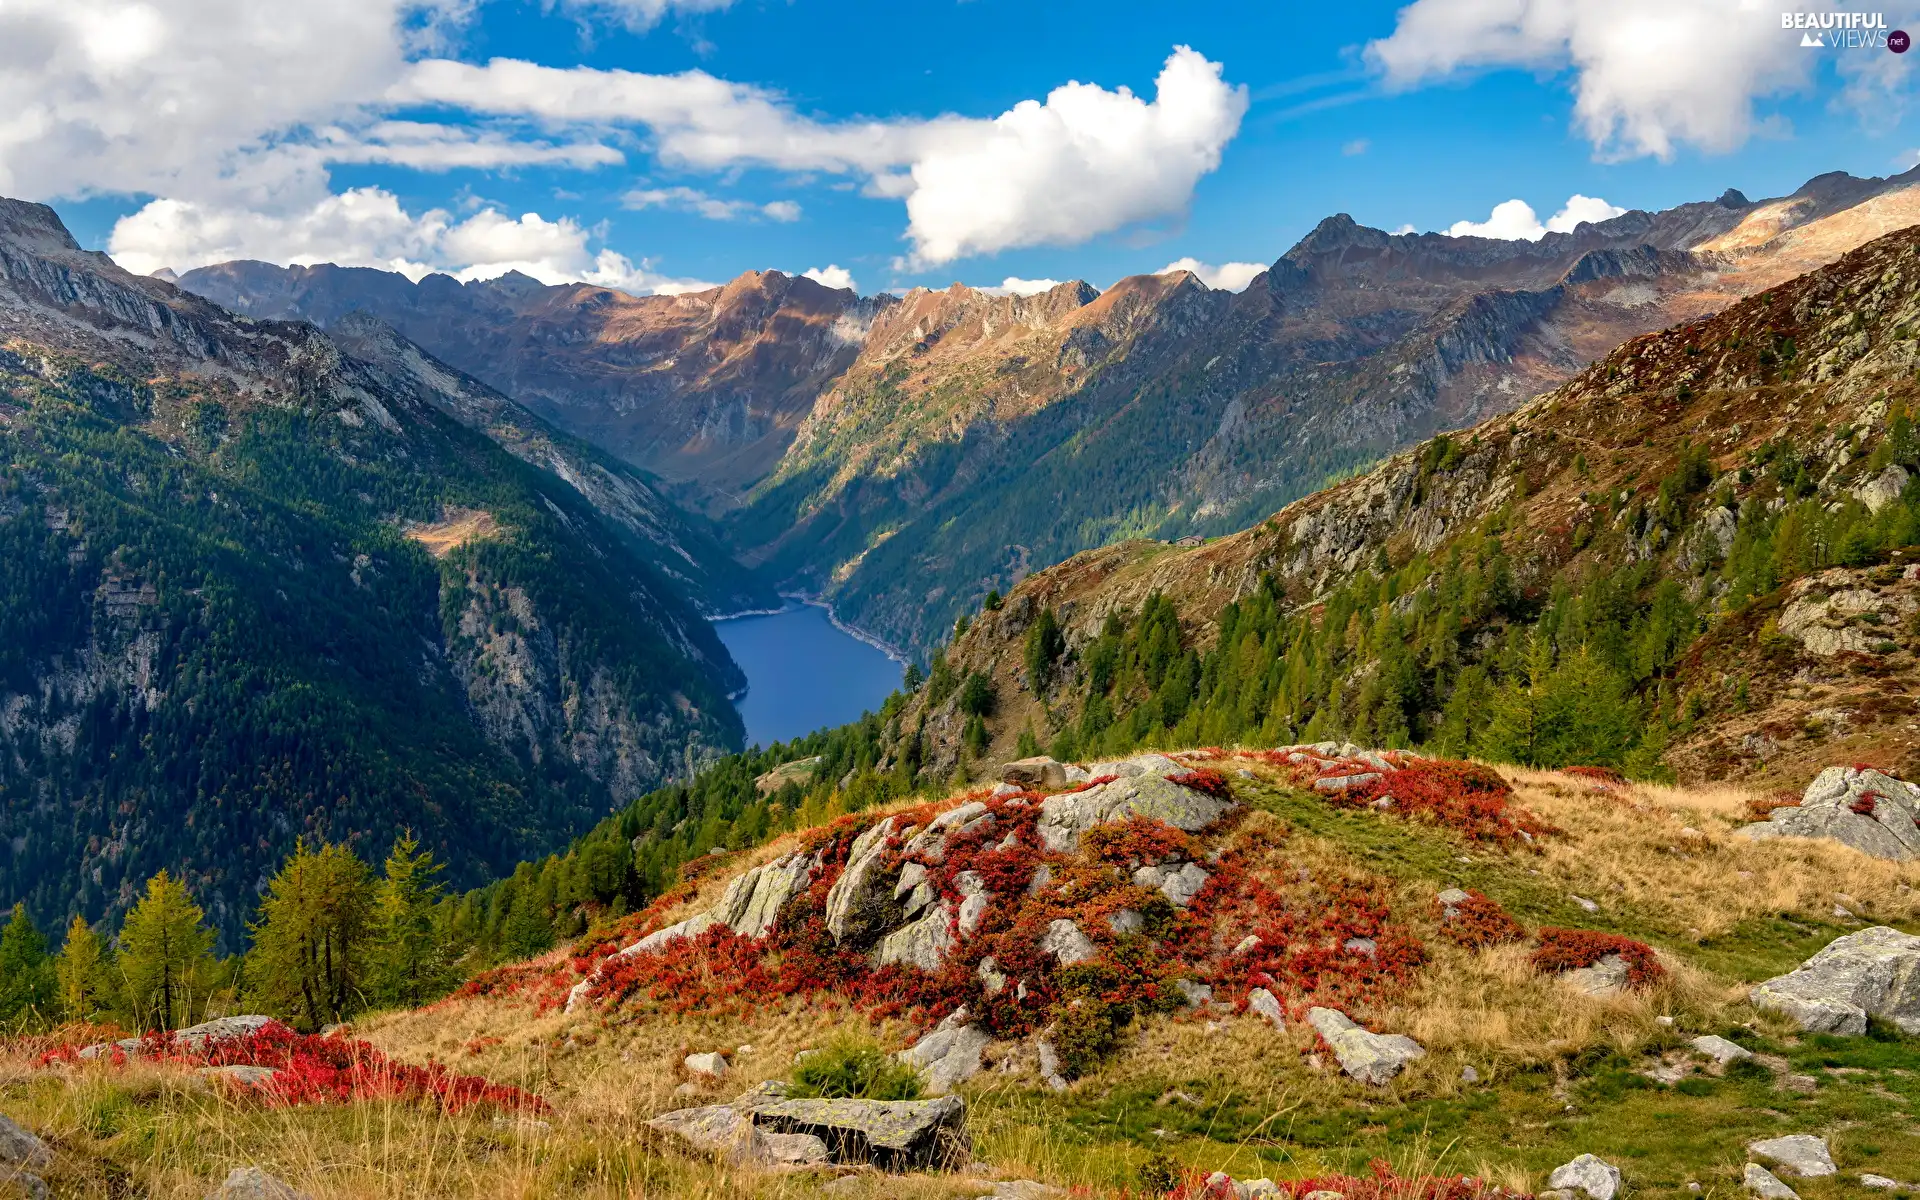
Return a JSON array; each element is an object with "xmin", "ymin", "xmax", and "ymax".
[{"xmin": 402, "ymin": 508, "xmax": 501, "ymax": 559}]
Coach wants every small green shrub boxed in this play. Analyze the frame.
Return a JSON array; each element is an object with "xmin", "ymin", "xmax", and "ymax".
[{"xmin": 788, "ymin": 1035, "xmax": 925, "ymax": 1101}]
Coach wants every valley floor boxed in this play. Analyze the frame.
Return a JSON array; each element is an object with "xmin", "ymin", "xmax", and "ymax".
[{"xmin": 5, "ymin": 760, "xmax": 1920, "ymax": 1199}]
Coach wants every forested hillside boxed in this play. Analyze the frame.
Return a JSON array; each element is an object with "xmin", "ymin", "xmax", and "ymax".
[{"xmin": 0, "ymin": 199, "xmax": 754, "ymax": 948}]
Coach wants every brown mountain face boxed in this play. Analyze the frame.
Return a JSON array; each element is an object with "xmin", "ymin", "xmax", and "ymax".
[
  {"xmin": 176, "ymin": 262, "xmax": 886, "ymax": 504},
  {"xmin": 902, "ymin": 222, "xmax": 1920, "ymax": 786},
  {"xmin": 176, "ymin": 168, "xmax": 1920, "ymax": 656}
]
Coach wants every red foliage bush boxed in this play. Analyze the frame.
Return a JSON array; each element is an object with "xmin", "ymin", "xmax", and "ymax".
[
  {"xmin": 1437, "ymin": 891, "xmax": 1527, "ymax": 949},
  {"xmin": 1529, "ymin": 927, "xmax": 1665, "ymax": 988},
  {"xmin": 1746, "ymin": 791, "xmax": 1802, "ymax": 821},
  {"xmin": 1170, "ymin": 1160, "xmax": 1525, "ymax": 1200},
  {"xmin": 1344, "ymin": 760, "xmax": 1557, "ymax": 845},
  {"xmin": 1177, "ymin": 768, "xmax": 1233, "ymax": 798},
  {"xmin": 39, "ymin": 1023, "xmax": 545, "ymax": 1114},
  {"xmin": 1852, "ymin": 792, "xmax": 1883, "ymax": 815}
]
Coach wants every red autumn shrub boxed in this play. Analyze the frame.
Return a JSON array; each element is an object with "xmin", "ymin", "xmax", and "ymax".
[
  {"xmin": 1344, "ymin": 760, "xmax": 1559, "ymax": 845},
  {"xmin": 1083, "ymin": 818, "xmax": 1197, "ymax": 868},
  {"xmin": 1851, "ymin": 792, "xmax": 1883, "ymax": 815},
  {"xmin": 39, "ymin": 1023, "xmax": 544, "ymax": 1114},
  {"xmin": 1178, "ymin": 768, "xmax": 1233, "ymax": 798},
  {"xmin": 1169, "ymin": 1160, "xmax": 1523, "ymax": 1200},
  {"xmin": 1529, "ymin": 927, "xmax": 1665, "ymax": 987},
  {"xmin": 1437, "ymin": 891, "xmax": 1527, "ymax": 949},
  {"xmin": 1746, "ymin": 790, "xmax": 1802, "ymax": 821}
]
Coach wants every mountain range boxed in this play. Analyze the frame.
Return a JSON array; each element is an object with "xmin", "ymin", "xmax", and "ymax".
[{"xmin": 177, "ymin": 167, "xmax": 1920, "ymax": 656}]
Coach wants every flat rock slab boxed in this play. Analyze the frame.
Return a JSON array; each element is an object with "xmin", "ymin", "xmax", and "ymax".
[
  {"xmin": 1691, "ymin": 1035, "xmax": 1753, "ymax": 1065},
  {"xmin": 1548, "ymin": 1154, "xmax": 1622, "ymax": 1200},
  {"xmin": 1746, "ymin": 1164, "xmax": 1801, "ymax": 1200},
  {"xmin": 1037, "ymin": 775, "xmax": 1233, "ymax": 853},
  {"xmin": 646, "ymin": 1103, "xmax": 828, "ymax": 1167},
  {"xmin": 1307, "ymin": 1006, "xmax": 1425, "ymax": 1086},
  {"xmin": 1751, "ymin": 926, "xmax": 1920, "ymax": 1035},
  {"xmin": 748, "ymin": 1096, "xmax": 970, "ymax": 1172},
  {"xmin": 1737, "ymin": 766, "xmax": 1920, "ymax": 860},
  {"xmin": 1749, "ymin": 1135, "xmax": 1837, "ymax": 1178}
]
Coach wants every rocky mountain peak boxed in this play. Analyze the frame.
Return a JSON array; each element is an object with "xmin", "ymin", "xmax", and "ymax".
[{"xmin": 0, "ymin": 198, "xmax": 85, "ymax": 257}]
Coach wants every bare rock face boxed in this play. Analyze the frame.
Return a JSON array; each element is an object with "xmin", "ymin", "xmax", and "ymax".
[
  {"xmin": 1737, "ymin": 766, "xmax": 1920, "ymax": 860},
  {"xmin": 1038, "ymin": 919, "xmax": 1099, "ymax": 966},
  {"xmin": 897, "ymin": 1011, "xmax": 993, "ymax": 1095},
  {"xmin": 745, "ymin": 1096, "xmax": 971, "ymax": 1171},
  {"xmin": 1037, "ymin": 773, "xmax": 1233, "ymax": 853},
  {"xmin": 874, "ymin": 901, "xmax": 957, "ymax": 972},
  {"xmin": 1306, "ymin": 1006, "xmax": 1426, "ymax": 1085},
  {"xmin": 827, "ymin": 817, "xmax": 910, "ymax": 945},
  {"xmin": 710, "ymin": 852, "xmax": 818, "ymax": 939},
  {"xmin": 1750, "ymin": 926, "xmax": 1920, "ymax": 1034}
]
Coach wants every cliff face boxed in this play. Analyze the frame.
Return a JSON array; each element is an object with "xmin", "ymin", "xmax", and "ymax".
[
  {"xmin": 899, "ymin": 223, "xmax": 1920, "ymax": 788},
  {"xmin": 0, "ymin": 199, "xmax": 751, "ymax": 947},
  {"xmin": 176, "ymin": 169, "xmax": 1920, "ymax": 656}
]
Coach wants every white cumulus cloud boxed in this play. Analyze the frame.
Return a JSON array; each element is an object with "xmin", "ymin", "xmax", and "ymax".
[
  {"xmin": 556, "ymin": 0, "xmax": 734, "ymax": 32},
  {"xmin": 108, "ymin": 188, "xmax": 717, "ymax": 296},
  {"xmin": 977, "ymin": 277, "xmax": 1066, "ymax": 297},
  {"xmin": 397, "ymin": 46, "xmax": 1248, "ymax": 266},
  {"xmin": 1156, "ymin": 256, "xmax": 1265, "ymax": 291},
  {"xmin": 801, "ymin": 264, "xmax": 855, "ymax": 291},
  {"xmin": 1366, "ymin": 0, "xmax": 1816, "ymax": 160},
  {"xmin": 1443, "ymin": 194, "xmax": 1627, "ymax": 241}
]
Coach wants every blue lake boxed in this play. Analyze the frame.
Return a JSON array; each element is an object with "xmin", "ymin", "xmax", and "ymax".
[{"xmin": 713, "ymin": 604, "xmax": 905, "ymax": 747}]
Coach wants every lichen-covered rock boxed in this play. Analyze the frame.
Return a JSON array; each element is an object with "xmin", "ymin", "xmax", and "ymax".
[
  {"xmin": 1737, "ymin": 766, "xmax": 1920, "ymax": 860},
  {"xmin": 684, "ymin": 1051, "xmax": 729, "ymax": 1079},
  {"xmin": 646, "ymin": 1103, "xmax": 828, "ymax": 1166},
  {"xmin": 1248, "ymin": 987, "xmax": 1286, "ymax": 1028},
  {"xmin": 1037, "ymin": 774, "xmax": 1233, "ymax": 852},
  {"xmin": 875, "ymin": 901, "xmax": 958, "ymax": 972},
  {"xmin": 897, "ymin": 1011, "xmax": 992, "ymax": 1095},
  {"xmin": 1746, "ymin": 1164, "xmax": 1801, "ymax": 1200},
  {"xmin": 1690, "ymin": 1034, "xmax": 1753, "ymax": 1065},
  {"xmin": 1002, "ymin": 757, "xmax": 1068, "ymax": 789},
  {"xmin": 827, "ymin": 816, "xmax": 909, "ymax": 945},
  {"xmin": 747, "ymin": 1096, "xmax": 970, "ymax": 1171},
  {"xmin": 1750, "ymin": 926, "xmax": 1920, "ymax": 1035},
  {"xmin": 710, "ymin": 852, "xmax": 817, "ymax": 939},
  {"xmin": 1133, "ymin": 860, "xmax": 1210, "ymax": 906},
  {"xmin": 903, "ymin": 803, "xmax": 994, "ymax": 864},
  {"xmin": 1038, "ymin": 919, "xmax": 1098, "ymax": 965},
  {"xmin": 1548, "ymin": 1154, "xmax": 1622, "ymax": 1200},
  {"xmin": 1306, "ymin": 1006, "xmax": 1425, "ymax": 1085},
  {"xmin": 1749, "ymin": 1135, "xmax": 1837, "ymax": 1178}
]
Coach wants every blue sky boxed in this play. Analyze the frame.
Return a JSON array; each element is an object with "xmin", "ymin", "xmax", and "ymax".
[{"xmin": 12, "ymin": 0, "xmax": 1920, "ymax": 296}]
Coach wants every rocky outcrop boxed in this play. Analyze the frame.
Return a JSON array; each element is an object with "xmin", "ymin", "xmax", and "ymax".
[
  {"xmin": 1749, "ymin": 1135, "xmax": 1836, "ymax": 1178},
  {"xmin": 1306, "ymin": 1007, "xmax": 1426, "ymax": 1085},
  {"xmin": 1547, "ymin": 1154, "xmax": 1622, "ymax": 1200},
  {"xmin": 1750, "ymin": 926, "xmax": 1920, "ymax": 1034},
  {"xmin": 710, "ymin": 852, "xmax": 818, "ymax": 939},
  {"xmin": 897, "ymin": 1011, "xmax": 993, "ymax": 1095},
  {"xmin": 743, "ymin": 1096, "xmax": 971, "ymax": 1171},
  {"xmin": 827, "ymin": 817, "xmax": 909, "ymax": 945},
  {"xmin": 646, "ymin": 1102, "xmax": 829, "ymax": 1167},
  {"xmin": 1037, "ymin": 772, "xmax": 1234, "ymax": 853},
  {"xmin": 1737, "ymin": 767, "xmax": 1920, "ymax": 859}
]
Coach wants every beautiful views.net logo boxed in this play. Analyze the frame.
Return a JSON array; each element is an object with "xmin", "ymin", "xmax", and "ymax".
[{"xmin": 1782, "ymin": 11, "xmax": 1910, "ymax": 52}]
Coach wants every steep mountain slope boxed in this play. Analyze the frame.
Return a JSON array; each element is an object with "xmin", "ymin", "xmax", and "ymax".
[
  {"xmin": 900, "ymin": 221, "xmax": 1920, "ymax": 788},
  {"xmin": 176, "ymin": 170, "xmax": 1920, "ymax": 658},
  {"xmin": 0, "ymin": 198, "xmax": 751, "ymax": 946}
]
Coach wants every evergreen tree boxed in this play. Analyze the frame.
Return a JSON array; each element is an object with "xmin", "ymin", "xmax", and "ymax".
[
  {"xmin": 0, "ymin": 902, "xmax": 57, "ymax": 1028},
  {"xmin": 370, "ymin": 832, "xmax": 455, "ymax": 1008},
  {"xmin": 55, "ymin": 916, "xmax": 110, "ymax": 1024},
  {"xmin": 1024, "ymin": 606, "xmax": 1065, "ymax": 692},
  {"xmin": 120, "ymin": 871, "xmax": 215, "ymax": 1031},
  {"xmin": 250, "ymin": 841, "xmax": 376, "ymax": 1030}
]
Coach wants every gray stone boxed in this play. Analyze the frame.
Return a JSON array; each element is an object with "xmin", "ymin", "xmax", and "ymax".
[
  {"xmin": 1026, "ymin": 863, "xmax": 1054, "ymax": 896},
  {"xmin": 1243, "ymin": 1181, "xmax": 1281, "ymax": 1199},
  {"xmin": 1036, "ymin": 774, "xmax": 1234, "ymax": 852},
  {"xmin": 171, "ymin": 1015, "xmax": 276, "ymax": 1053},
  {"xmin": 1855, "ymin": 465, "xmax": 1912, "ymax": 514},
  {"xmin": 646, "ymin": 1103, "xmax": 828, "ymax": 1167},
  {"xmin": 1301, "ymin": 1191, "xmax": 1346, "ymax": 1200},
  {"xmin": 1861, "ymin": 1175, "xmax": 1902, "ymax": 1190},
  {"xmin": 894, "ymin": 862, "xmax": 936, "ymax": 918},
  {"xmin": 897, "ymin": 1012, "xmax": 992, "ymax": 1095},
  {"xmin": 1344, "ymin": 937, "xmax": 1378, "ymax": 957},
  {"xmin": 1563, "ymin": 955, "xmax": 1630, "ymax": 997},
  {"xmin": 1436, "ymin": 888, "xmax": 1472, "ymax": 909},
  {"xmin": 0, "ymin": 1114, "xmax": 51, "ymax": 1169},
  {"xmin": 684, "ymin": 1051, "xmax": 729, "ymax": 1079},
  {"xmin": 1571, "ymin": 895, "xmax": 1601, "ymax": 913},
  {"xmin": 1690, "ymin": 1034, "xmax": 1753, "ymax": 1065},
  {"xmin": 1548, "ymin": 1154, "xmax": 1622, "ymax": 1200},
  {"xmin": 1749, "ymin": 1135, "xmax": 1836, "ymax": 1178},
  {"xmin": 1039, "ymin": 919, "xmax": 1098, "ymax": 965},
  {"xmin": 1737, "ymin": 767, "xmax": 1920, "ymax": 861},
  {"xmin": 1313, "ymin": 772, "xmax": 1382, "ymax": 792},
  {"xmin": 1175, "ymin": 979, "xmax": 1213, "ymax": 1008},
  {"xmin": 747, "ymin": 1096, "xmax": 970, "ymax": 1171},
  {"xmin": 956, "ymin": 871, "xmax": 991, "ymax": 937},
  {"xmin": 1745, "ymin": 1164, "xmax": 1800, "ymax": 1200},
  {"xmin": 1133, "ymin": 861, "xmax": 1211, "ymax": 907},
  {"xmin": 710, "ymin": 852, "xmax": 817, "ymax": 939},
  {"xmin": 1460, "ymin": 1065, "xmax": 1479, "ymax": 1083},
  {"xmin": 977, "ymin": 956, "xmax": 1007, "ymax": 995},
  {"xmin": 1107, "ymin": 909, "xmax": 1144, "ymax": 935},
  {"xmin": 209, "ymin": 1167, "xmax": 312, "ymax": 1200},
  {"xmin": 1306, "ymin": 1006, "xmax": 1425, "ymax": 1085},
  {"xmin": 1035, "ymin": 1040, "xmax": 1068, "ymax": 1091},
  {"xmin": 874, "ymin": 902, "xmax": 957, "ymax": 972},
  {"xmin": 1002, "ymin": 757, "xmax": 1068, "ymax": 790},
  {"xmin": 1247, "ymin": 987, "xmax": 1286, "ymax": 1028},
  {"xmin": 200, "ymin": 1065, "xmax": 280, "ymax": 1088},
  {"xmin": 979, "ymin": 1183, "xmax": 1065, "ymax": 1199},
  {"xmin": 1750, "ymin": 926, "xmax": 1920, "ymax": 1034},
  {"xmin": 827, "ymin": 817, "xmax": 910, "ymax": 945},
  {"xmin": 1231, "ymin": 934, "xmax": 1261, "ymax": 956},
  {"xmin": 628, "ymin": 913, "xmax": 716, "ymax": 956}
]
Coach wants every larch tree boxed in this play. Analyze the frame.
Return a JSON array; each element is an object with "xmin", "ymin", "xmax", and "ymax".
[
  {"xmin": 55, "ymin": 915, "xmax": 110, "ymax": 1023},
  {"xmin": 250, "ymin": 841, "xmax": 375, "ymax": 1030},
  {"xmin": 119, "ymin": 872, "xmax": 215, "ymax": 1032},
  {"xmin": 370, "ymin": 831, "xmax": 453, "ymax": 1008},
  {"xmin": 0, "ymin": 902, "xmax": 57, "ymax": 1028}
]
